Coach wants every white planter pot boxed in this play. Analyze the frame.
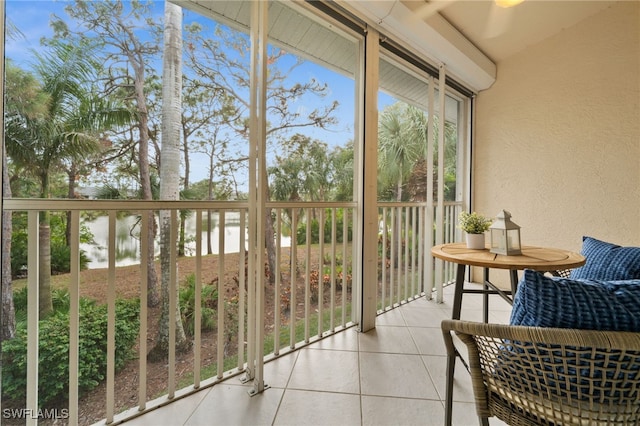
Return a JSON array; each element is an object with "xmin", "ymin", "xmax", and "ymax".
[{"xmin": 465, "ymin": 233, "xmax": 486, "ymax": 250}]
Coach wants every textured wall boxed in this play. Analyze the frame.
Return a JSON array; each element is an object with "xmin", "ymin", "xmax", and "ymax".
[{"xmin": 474, "ymin": 0, "xmax": 639, "ymax": 266}]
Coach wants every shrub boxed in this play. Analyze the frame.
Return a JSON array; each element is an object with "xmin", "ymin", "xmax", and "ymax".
[
  {"xmin": 1, "ymin": 294, "xmax": 139, "ymax": 406},
  {"xmin": 50, "ymin": 242, "xmax": 91, "ymax": 273},
  {"xmin": 11, "ymin": 287, "xmax": 28, "ymax": 325},
  {"xmin": 296, "ymin": 208, "xmax": 353, "ymax": 245},
  {"xmin": 10, "ymin": 212, "xmax": 92, "ymax": 277},
  {"xmin": 179, "ymin": 274, "xmax": 218, "ymax": 336}
]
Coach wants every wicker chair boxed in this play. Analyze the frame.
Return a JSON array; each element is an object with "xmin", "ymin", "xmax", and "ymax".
[{"xmin": 442, "ymin": 319, "xmax": 640, "ymax": 426}]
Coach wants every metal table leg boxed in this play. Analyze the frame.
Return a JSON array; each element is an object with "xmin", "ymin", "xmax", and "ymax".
[
  {"xmin": 445, "ymin": 263, "xmax": 466, "ymax": 426},
  {"xmin": 482, "ymin": 268, "xmax": 490, "ymax": 323}
]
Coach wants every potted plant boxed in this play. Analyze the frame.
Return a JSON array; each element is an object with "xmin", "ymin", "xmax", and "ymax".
[{"xmin": 458, "ymin": 211, "xmax": 492, "ymax": 249}]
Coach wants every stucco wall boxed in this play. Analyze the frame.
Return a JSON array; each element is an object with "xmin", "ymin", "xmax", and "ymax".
[{"xmin": 473, "ymin": 0, "xmax": 639, "ymax": 268}]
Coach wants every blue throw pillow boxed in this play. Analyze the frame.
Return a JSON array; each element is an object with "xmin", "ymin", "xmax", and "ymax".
[
  {"xmin": 570, "ymin": 236, "xmax": 640, "ymax": 280},
  {"xmin": 510, "ymin": 269, "xmax": 640, "ymax": 331},
  {"xmin": 508, "ymin": 270, "xmax": 640, "ymax": 403}
]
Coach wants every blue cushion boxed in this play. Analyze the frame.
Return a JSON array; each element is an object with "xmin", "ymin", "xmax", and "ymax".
[
  {"xmin": 570, "ymin": 236, "xmax": 640, "ymax": 280},
  {"xmin": 510, "ymin": 269, "xmax": 640, "ymax": 331},
  {"xmin": 508, "ymin": 270, "xmax": 640, "ymax": 402}
]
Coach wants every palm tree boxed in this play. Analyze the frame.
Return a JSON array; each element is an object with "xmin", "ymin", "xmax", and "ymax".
[
  {"xmin": 378, "ymin": 103, "xmax": 426, "ymax": 202},
  {"xmin": 330, "ymin": 141, "xmax": 355, "ymax": 202},
  {"xmin": 5, "ymin": 41, "xmax": 131, "ymax": 316},
  {"xmin": 52, "ymin": 0, "xmax": 163, "ymax": 308},
  {"xmin": 3, "ymin": 61, "xmax": 50, "ymax": 338},
  {"xmin": 377, "ymin": 103, "xmax": 429, "ymax": 268},
  {"xmin": 149, "ymin": 1, "xmax": 190, "ymax": 360}
]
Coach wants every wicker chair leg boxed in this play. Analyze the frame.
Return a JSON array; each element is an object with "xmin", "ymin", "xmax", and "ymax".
[
  {"xmin": 479, "ymin": 416, "xmax": 489, "ymax": 426},
  {"xmin": 444, "ymin": 353, "xmax": 455, "ymax": 426}
]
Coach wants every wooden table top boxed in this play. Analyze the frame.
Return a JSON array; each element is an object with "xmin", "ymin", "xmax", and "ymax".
[{"xmin": 431, "ymin": 243, "xmax": 586, "ymax": 271}]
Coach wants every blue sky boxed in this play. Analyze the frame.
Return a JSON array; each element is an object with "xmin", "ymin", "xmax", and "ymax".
[
  {"xmin": 5, "ymin": 1, "xmax": 393, "ymax": 186},
  {"xmin": 5, "ymin": 1, "xmax": 63, "ymax": 66}
]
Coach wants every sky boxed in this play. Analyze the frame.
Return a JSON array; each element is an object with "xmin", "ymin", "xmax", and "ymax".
[{"xmin": 4, "ymin": 1, "xmax": 395, "ymax": 187}]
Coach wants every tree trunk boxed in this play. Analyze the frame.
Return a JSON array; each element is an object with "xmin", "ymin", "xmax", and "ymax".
[
  {"xmin": 39, "ymin": 224, "xmax": 53, "ymax": 317},
  {"xmin": 149, "ymin": 1, "xmax": 190, "ymax": 360},
  {"xmin": 264, "ymin": 207, "xmax": 277, "ymax": 286},
  {"xmin": 178, "ymin": 210, "xmax": 186, "ymax": 257},
  {"xmin": 394, "ymin": 176, "xmax": 403, "ymax": 268},
  {"xmin": 65, "ymin": 164, "xmax": 77, "ymax": 246},
  {"xmin": 1, "ymin": 147, "xmax": 16, "ymax": 341},
  {"xmin": 206, "ymin": 210, "xmax": 213, "ymax": 255},
  {"xmin": 206, "ymin": 166, "xmax": 214, "ymax": 255},
  {"xmin": 179, "ymin": 126, "xmax": 190, "ymax": 257},
  {"xmin": 133, "ymin": 52, "xmax": 159, "ymax": 308},
  {"xmin": 263, "ymin": 183, "xmax": 277, "ymax": 286}
]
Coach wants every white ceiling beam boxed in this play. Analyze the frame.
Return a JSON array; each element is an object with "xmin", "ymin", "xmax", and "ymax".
[{"xmin": 338, "ymin": 0, "xmax": 496, "ymax": 92}]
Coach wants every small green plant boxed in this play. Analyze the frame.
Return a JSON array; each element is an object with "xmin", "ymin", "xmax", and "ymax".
[
  {"xmin": 179, "ymin": 274, "xmax": 218, "ymax": 336},
  {"xmin": 458, "ymin": 211, "xmax": 492, "ymax": 234}
]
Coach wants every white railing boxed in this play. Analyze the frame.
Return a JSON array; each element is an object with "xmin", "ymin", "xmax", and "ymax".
[
  {"xmin": 377, "ymin": 201, "xmax": 460, "ymax": 312},
  {"xmin": 2, "ymin": 198, "xmax": 460, "ymax": 425}
]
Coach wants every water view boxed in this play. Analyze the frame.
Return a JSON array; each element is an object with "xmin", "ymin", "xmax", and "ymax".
[{"xmin": 81, "ymin": 212, "xmax": 291, "ymax": 269}]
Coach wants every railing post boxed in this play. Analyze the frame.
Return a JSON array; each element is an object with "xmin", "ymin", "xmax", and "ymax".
[
  {"xmin": 68, "ymin": 210, "xmax": 80, "ymax": 424},
  {"xmin": 358, "ymin": 27, "xmax": 379, "ymax": 332},
  {"xmin": 216, "ymin": 211, "xmax": 225, "ymax": 378},
  {"xmin": 246, "ymin": 0, "xmax": 267, "ymax": 396},
  {"xmin": 138, "ymin": 210, "xmax": 149, "ymax": 411},
  {"xmin": 26, "ymin": 211, "xmax": 39, "ymax": 426},
  {"xmin": 168, "ymin": 209, "xmax": 178, "ymax": 398},
  {"xmin": 194, "ymin": 210, "xmax": 202, "ymax": 387},
  {"xmin": 106, "ymin": 211, "xmax": 116, "ymax": 423}
]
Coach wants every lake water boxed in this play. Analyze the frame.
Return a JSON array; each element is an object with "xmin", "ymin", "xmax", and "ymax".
[{"xmin": 80, "ymin": 212, "xmax": 290, "ymax": 269}]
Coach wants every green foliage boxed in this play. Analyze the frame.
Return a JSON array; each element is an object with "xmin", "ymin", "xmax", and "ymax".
[
  {"xmin": 9, "ymin": 214, "xmax": 28, "ymax": 277},
  {"xmin": 94, "ymin": 184, "xmax": 125, "ymax": 199},
  {"xmin": 9, "ymin": 211, "xmax": 92, "ymax": 277},
  {"xmin": 11, "ymin": 287, "xmax": 28, "ymax": 325},
  {"xmin": 188, "ymin": 179, "xmax": 233, "ymax": 201},
  {"xmin": 50, "ymin": 242, "xmax": 91, "ymax": 273},
  {"xmin": 296, "ymin": 208, "xmax": 353, "ymax": 245},
  {"xmin": 1, "ymin": 292, "xmax": 139, "ymax": 406},
  {"xmin": 179, "ymin": 274, "xmax": 218, "ymax": 336},
  {"xmin": 458, "ymin": 211, "xmax": 492, "ymax": 234},
  {"xmin": 377, "ymin": 103, "xmax": 459, "ymax": 202}
]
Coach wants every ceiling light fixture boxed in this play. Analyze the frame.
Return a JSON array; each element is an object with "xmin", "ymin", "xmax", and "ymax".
[{"xmin": 495, "ymin": 0, "xmax": 524, "ymax": 8}]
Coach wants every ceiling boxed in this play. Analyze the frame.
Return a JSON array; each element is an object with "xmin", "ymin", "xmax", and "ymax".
[
  {"xmin": 402, "ymin": 0, "xmax": 617, "ymax": 63},
  {"xmin": 184, "ymin": 0, "xmax": 620, "ymax": 92}
]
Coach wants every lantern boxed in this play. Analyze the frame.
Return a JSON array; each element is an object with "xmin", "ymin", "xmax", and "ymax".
[{"xmin": 489, "ymin": 210, "xmax": 522, "ymax": 255}]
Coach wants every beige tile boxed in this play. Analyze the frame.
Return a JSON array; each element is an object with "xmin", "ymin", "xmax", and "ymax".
[
  {"xmin": 118, "ymin": 285, "xmax": 498, "ymax": 426},
  {"xmin": 460, "ymin": 295, "xmax": 484, "ymax": 312},
  {"xmin": 287, "ymin": 348, "xmax": 360, "ymax": 394},
  {"xmin": 185, "ymin": 383, "xmax": 283, "ymax": 426},
  {"xmin": 421, "ymin": 355, "xmax": 474, "ymax": 403},
  {"xmin": 452, "ymin": 401, "xmax": 482, "ymax": 426},
  {"xmin": 360, "ymin": 352, "xmax": 439, "ymax": 399},
  {"xmin": 307, "ymin": 327, "xmax": 359, "ymax": 351},
  {"xmin": 408, "ymin": 326, "xmax": 447, "ymax": 356},
  {"xmin": 490, "ymin": 308, "xmax": 513, "ymax": 324},
  {"xmin": 375, "ymin": 307, "xmax": 406, "ymax": 326},
  {"xmin": 361, "ymin": 395, "xmax": 444, "ymax": 425},
  {"xmin": 358, "ymin": 325, "xmax": 419, "ymax": 354},
  {"xmin": 451, "ymin": 399, "xmax": 509, "ymax": 425},
  {"xmin": 400, "ymin": 302, "xmax": 450, "ymax": 327},
  {"xmin": 263, "ymin": 351, "xmax": 299, "ymax": 389},
  {"xmin": 122, "ymin": 388, "xmax": 210, "ymax": 426},
  {"xmin": 273, "ymin": 389, "xmax": 361, "ymax": 426},
  {"xmin": 459, "ymin": 308, "xmax": 485, "ymax": 322}
]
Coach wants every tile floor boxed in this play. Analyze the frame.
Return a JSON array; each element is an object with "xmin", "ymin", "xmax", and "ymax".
[{"xmin": 121, "ymin": 283, "xmax": 512, "ymax": 426}]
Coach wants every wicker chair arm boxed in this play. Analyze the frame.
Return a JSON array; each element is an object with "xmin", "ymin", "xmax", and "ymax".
[
  {"xmin": 442, "ymin": 319, "xmax": 640, "ymax": 350},
  {"xmin": 441, "ymin": 319, "xmax": 640, "ymax": 425}
]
